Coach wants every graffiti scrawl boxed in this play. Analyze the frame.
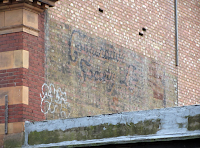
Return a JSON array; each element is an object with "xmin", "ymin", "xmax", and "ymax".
[{"xmin": 40, "ymin": 83, "xmax": 70, "ymax": 118}]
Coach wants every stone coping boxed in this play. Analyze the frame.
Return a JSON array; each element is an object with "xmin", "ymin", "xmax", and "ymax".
[{"xmin": 23, "ymin": 105, "xmax": 200, "ymax": 147}]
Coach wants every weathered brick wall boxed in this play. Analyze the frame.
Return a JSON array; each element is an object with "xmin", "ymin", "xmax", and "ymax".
[
  {"xmin": 43, "ymin": 23, "xmax": 177, "ymax": 119},
  {"xmin": 42, "ymin": 0, "xmax": 199, "ymax": 119}
]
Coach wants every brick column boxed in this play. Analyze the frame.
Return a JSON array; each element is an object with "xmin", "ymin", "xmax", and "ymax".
[{"xmin": 0, "ymin": 0, "xmax": 58, "ymax": 147}]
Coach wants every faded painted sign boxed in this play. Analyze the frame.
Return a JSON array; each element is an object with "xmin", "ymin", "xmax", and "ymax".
[{"xmin": 44, "ymin": 22, "xmax": 177, "ymax": 119}]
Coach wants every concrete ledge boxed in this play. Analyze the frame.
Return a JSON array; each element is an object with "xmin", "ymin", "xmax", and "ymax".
[
  {"xmin": 0, "ymin": 24, "xmax": 39, "ymax": 36},
  {"xmin": 24, "ymin": 105, "xmax": 200, "ymax": 147},
  {"xmin": 0, "ymin": 86, "xmax": 29, "ymax": 106},
  {"xmin": 0, "ymin": 50, "xmax": 29, "ymax": 70},
  {"xmin": 0, "ymin": 8, "xmax": 39, "ymax": 36}
]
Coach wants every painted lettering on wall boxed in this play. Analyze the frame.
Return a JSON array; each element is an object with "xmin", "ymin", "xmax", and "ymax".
[
  {"xmin": 45, "ymin": 22, "xmax": 177, "ymax": 119},
  {"xmin": 68, "ymin": 30, "xmax": 143, "ymax": 95}
]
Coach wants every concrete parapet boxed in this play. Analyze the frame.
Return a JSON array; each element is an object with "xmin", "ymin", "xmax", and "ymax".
[{"xmin": 23, "ymin": 105, "xmax": 200, "ymax": 147}]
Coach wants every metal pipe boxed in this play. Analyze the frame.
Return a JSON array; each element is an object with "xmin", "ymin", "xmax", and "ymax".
[
  {"xmin": 175, "ymin": 0, "xmax": 179, "ymax": 106},
  {"xmin": 5, "ymin": 95, "xmax": 8, "ymax": 134},
  {"xmin": 175, "ymin": 0, "xmax": 178, "ymax": 66}
]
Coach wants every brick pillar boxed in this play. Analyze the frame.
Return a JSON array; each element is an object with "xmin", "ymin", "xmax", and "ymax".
[{"xmin": 0, "ymin": 0, "xmax": 58, "ymax": 147}]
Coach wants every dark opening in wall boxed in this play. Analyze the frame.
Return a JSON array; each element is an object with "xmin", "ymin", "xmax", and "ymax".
[
  {"xmin": 142, "ymin": 27, "xmax": 147, "ymax": 31},
  {"xmin": 99, "ymin": 8, "xmax": 103, "ymax": 13},
  {"xmin": 139, "ymin": 32, "xmax": 143, "ymax": 36}
]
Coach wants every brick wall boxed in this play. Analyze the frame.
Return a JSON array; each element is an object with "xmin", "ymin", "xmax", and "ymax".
[
  {"xmin": 1, "ymin": 0, "xmax": 199, "ymax": 123},
  {"xmin": 42, "ymin": 0, "xmax": 200, "ymax": 119},
  {"xmin": 22, "ymin": 12, "xmax": 46, "ymax": 121},
  {"xmin": 49, "ymin": 0, "xmax": 177, "ymax": 72},
  {"xmin": 0, "ymin": 12, "xmax": 45, "ymax": 125},
  {"xmin": 0, "ymin": 32, "xmax": 23, "ymax": 52},
  {"xmin": 178, "ymin": 1, "xmax": 200, "ymax": 106},
  {"xmin": 0, "ymin": 0, "xmax": 199, "ymax": 146},
  {"xmin": 40, "ymin": 0, "xmax": 198, "ymax": 120}
]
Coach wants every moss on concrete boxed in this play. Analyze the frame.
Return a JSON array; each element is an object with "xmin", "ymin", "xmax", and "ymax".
[
  {"xmin": 4, "ymin": 140, "xmax": 23, "ymax": 148},
  {"xmin": 187, "ymin": 114, "xmax": 200, "ymax": 131},
  {"xmin": 3, "ymin": 132, "xmax": 24, "ymax": 148},
  {"xmin": 28, "ymin": 119, "xmax": 160, "ymax": 145},
  {"xmin": 28, "ymin": 130, "xmax": 60, "ymax": 144}
]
